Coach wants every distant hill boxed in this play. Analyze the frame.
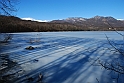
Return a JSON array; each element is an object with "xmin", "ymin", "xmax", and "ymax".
[
  {"xmin": 51, "ymin": 16, "xmax": 124, "ymax": 31},
  {"xmin": 0, "ymin": 15, "xmax": 124, "ymax": 33}
]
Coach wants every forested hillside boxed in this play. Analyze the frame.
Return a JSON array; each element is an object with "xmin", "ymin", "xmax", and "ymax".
[{"xmin": 0, "ymin": 15, "xmax": 124, "ymax": 33}]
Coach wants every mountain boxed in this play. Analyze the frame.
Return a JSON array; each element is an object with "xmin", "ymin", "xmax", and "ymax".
[
  {"xmin": 51, "ymin": 17, "xmax": 87, "ymax": 23},
  {"xmin": 0, "ymin": 15, "xmax": 124, "ymax": 32},
  {"xmin": 0, "ymin": 15, "xmax": 87, "ymax": 32},
  {"xmin": 51, "ymin": 16, "xmax": 124, "ymax": 30},
  {"xmin": 51, "ymin": 16, "xmax": 123, "ymax": 23}
]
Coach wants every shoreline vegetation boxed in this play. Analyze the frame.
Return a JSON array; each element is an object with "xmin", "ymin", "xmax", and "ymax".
[{"xmin": 0, "ymin": 15, "xmax": 124, "ymax": 33}]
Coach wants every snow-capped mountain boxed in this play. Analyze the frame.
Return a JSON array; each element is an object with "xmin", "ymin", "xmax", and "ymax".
[{"xmin": 51, "ymin": 16, "xmax": 124, "ymax": 27}]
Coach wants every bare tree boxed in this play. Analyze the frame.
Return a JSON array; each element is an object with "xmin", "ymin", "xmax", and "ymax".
[
  {"xmin": 92, "ymin": 22, "xmax": 124, "ymax": 83},
  {"xmin": 0, "ymin": 0, "xmax": 18, "ymax": 15},
  {"xmin": 0, "ymin": 0, "xmax": 18, "ymax": 43}
]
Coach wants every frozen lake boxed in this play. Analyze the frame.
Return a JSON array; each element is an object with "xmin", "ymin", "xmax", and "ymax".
[{"xmin": 0, "ymin": 31, "xmax": 124, "ymax": 83}]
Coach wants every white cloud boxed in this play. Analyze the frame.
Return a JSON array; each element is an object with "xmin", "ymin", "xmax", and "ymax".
[{"xmin": 21, "ymin": 17, "xmax": 49, "ymax": 22}]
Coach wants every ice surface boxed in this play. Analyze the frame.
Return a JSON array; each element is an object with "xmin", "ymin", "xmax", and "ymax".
[{"xmin": 0, "ymin": 31, "xmax": 124, "ymax": 83}]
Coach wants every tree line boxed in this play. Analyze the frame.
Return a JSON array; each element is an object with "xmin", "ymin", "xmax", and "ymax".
[{"xmin": 0, "ymin": 15, "xmax": 124, "ymax": 33}]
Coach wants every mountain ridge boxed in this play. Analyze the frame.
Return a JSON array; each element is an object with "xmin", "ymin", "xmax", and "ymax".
[
  {"xmin": 51, "ymin": 16, "xmax": 124, "ymax": 30},
  {"xmin": 0, "ymin": 15, "xmax": 124, "ymax": 32},
  {"xmin": 51, "ymin": 15, "xmax": 124, "ymax": 23}
]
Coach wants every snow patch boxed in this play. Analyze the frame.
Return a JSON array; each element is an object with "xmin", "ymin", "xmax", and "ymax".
[
  {"xmin": 21, "ymin": 17, "xmax": 49, "ymax": 22},
  {"xmin": 117, "ymin": 19, "xmax": 124, "ymax": 21}
]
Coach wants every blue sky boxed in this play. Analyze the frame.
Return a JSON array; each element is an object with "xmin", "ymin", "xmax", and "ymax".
[{"xmin": 16, "ymin": 0, "xmax": 124, "ymax": 21}]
